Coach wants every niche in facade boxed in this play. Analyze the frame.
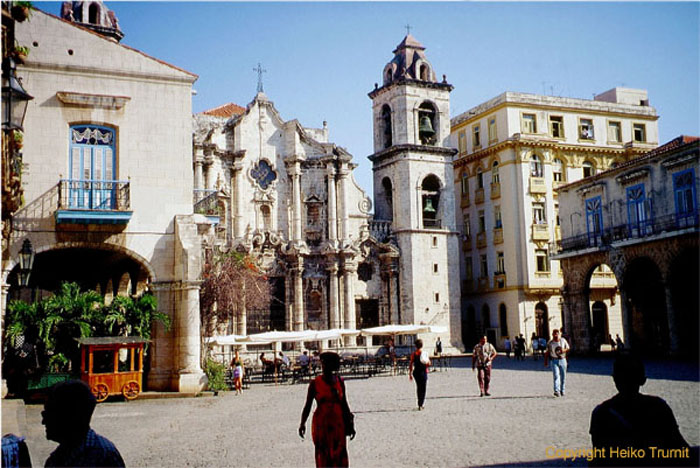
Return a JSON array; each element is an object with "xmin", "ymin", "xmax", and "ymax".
[
  {"xmin": 381, "ymin": 105, "xmax": 392, "ymax": 148},
  {"xmin": 358, "ymin": 262, "xmax": 373, "ymax": 282},
  {"xmin": 418, "ymin": 101, "xmax": 437, "ymax": 145},
  {"xmin": 421, "ymin": 174, "xmax": 441, "ymax": 228}
]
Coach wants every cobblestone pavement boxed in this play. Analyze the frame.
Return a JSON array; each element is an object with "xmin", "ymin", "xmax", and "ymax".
[{"xmin": 4, "ymin": 356, "xmax": 698, "ymax": 468}]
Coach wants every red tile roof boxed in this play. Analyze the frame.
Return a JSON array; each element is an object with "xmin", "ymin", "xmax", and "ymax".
[
  {"xmin": 199, "ymin": 103, "xmax": 245, "ymax": 118},
  {"xmin": 642, "ymin": 135, "xmax": 699, "ymax": 159}
]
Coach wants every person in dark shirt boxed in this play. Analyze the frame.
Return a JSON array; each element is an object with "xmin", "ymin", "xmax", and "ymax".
[
  {"xmin": 43, "ymin": 380, "xmax": 125, "ymax": 468},
  {"xmin": 589, "ymin": 355, "xmax": 696, "ymax": 467}
]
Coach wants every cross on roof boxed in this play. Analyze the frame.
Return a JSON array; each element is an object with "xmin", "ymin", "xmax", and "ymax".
[
  {"xmin": 405, "ymin": 24, "xmax": 412, "ymax": 36},
  {"xmin": 254, "ymin": 63, "xmax": 267, "ymax": 93}
]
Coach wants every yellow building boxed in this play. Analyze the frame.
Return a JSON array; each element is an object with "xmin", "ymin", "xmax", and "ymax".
[{"xmin": 450, "ymin": 88, "xmax": 658, "ymax": 350}]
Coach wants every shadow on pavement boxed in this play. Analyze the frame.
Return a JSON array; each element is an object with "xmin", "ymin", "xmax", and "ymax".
[
  {"xmin": 469, "ymin": 458, "xmax": 587, "ymax": 468},
  {"xmin": 430, "ymin": 394, "xmax": 544, "ymax": 401}
]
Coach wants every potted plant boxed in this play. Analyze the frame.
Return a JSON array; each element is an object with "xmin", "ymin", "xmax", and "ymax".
[
  {"xmin": 12, "ymin": 45, "xmax": 30, "ymax": 64},
  {"xmin": 12, "ymin": 130, "xmax": 24, "ymax": 149},
  {"xmin": 10, "ymin": 1, "xmax": 33, "ymax": 22}
]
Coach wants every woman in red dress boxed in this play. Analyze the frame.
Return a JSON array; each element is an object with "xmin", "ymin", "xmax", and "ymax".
[{"xmin": 299, "ymin": 352, "xmax": 356, "ymax": 467}]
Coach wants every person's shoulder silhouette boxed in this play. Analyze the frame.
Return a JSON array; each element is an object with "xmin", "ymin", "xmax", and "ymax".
[
  {"xmin": 590, "ymin": 355, "xmax": 695, "ymax": 467},
  {"xmin": 43, "ymin": 380, "xmax": 125, "ymax": 468}
]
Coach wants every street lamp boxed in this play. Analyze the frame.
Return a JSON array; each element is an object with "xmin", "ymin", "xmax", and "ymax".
[
  {"xmin": 2, "ymin": 60, "xmax": 33, "ymax": 131},
  {"xmin": 17, "ymin": 238, "xmax": 34, "ymax": 287}
]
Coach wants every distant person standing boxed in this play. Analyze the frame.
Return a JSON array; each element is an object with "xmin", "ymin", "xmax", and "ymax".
[
  {"xmin": 504, "ymin": 337, "xmax": 512, "ymax": 359},
  {"xmin": 589, "ymin": 355, "xmax": 697, "ymax": 467},
  {"xmin": 531, "ymin": 332, "xmax": 539, "ymax": 360},
  {"xmin": 434, "ymin": 337, "xmax": 443, "ymax": 357},
  {"xmin": 615, "ymin": 334, "xmax": 625, "ymax": 351},
  {"xmin": 230, "ymin": 349, "xmax": 244, "ymax": 395},
  {"xmin": 538, "ymin": 336, "xmax": 547, "ymax": 357},
  {"xmin": 544, "ymin": 329, "xmax": 570, "ymax": 397},
  {"xmin": 409, "ymin": 339, "xmax": 431, "ymax": 410},
  {"xmin": 472, "ymin": 335, "xmax": 497, "ymax": 396},
  {"xmin": 517, "ymin": 334, "xmax": 526, "ymax": 361}
]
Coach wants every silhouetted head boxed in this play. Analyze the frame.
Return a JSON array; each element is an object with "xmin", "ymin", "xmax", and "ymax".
[
  {"xmin": 42, "ymin": 380, "xmax": 96, "ymax": 444},
  {"xmin": 613, "ymin": 354, "xmax": 646, "ymax": 395},
  {"xmin": 415, "ymin": 339, "xmax": 424, "ymax": 350},
  {"xmin": 319, "ymin": 352, "xmax": 340, "ymax": 374},
  {"xmin": 552, "ymin": 329, "xmax": 560, "ymax": 341}
]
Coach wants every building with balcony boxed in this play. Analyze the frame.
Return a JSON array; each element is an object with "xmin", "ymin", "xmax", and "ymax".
[
  {"xmin": 451, "ymin": 88, "xmax": 658, "ymax": 349},
  {"xmin": 554, "ymin": 136, "xmax": 699, "ymax": 357},
  {"xmin": 1, "ymin": 3, "xmax": 208, "ymax": 392}
]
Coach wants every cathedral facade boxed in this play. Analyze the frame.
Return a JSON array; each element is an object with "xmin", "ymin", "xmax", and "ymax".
[{"xmin": 194, "ymin": 35, "xmax": 462, "ymax": 351}]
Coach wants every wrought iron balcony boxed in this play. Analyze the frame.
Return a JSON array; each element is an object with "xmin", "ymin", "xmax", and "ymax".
[
  {"xmin": 551, "ymin": 210, "xmax": 699, "ymax": 256},
  {"xmin": 56, "ymin": 179, "xmax": 131, "ymax": 224}
]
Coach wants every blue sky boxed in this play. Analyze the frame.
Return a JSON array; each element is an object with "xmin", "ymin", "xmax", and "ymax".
[{"xmin": 38, "ymin": 2, "xmax": 699, "ymax": 196}]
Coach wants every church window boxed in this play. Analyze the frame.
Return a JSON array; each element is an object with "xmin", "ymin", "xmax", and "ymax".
[
  {"xmin": 382, "ymin": 177, "xmax": 393, "ymax": 221},
  {"xmin": 420, "ymin": 64, "xmax": 430, "ymax": 81},
  {"xmin": 251, "ymin": 160, "xmax": 277, "ymax": 189},
  {"xmin": 421, "ymin": 174, "xmax": 441, "ymax": 228},
  {"xmin": 68, "ymin": 124, "xmax": 116, "ymax": 209},
  {"xmin": 382, "ymin": 105, "xmax": 392, "ymax": 148},
  {"xmin": 89, "ymin": 3, "xmax": 100, "ymax": 24},
  {"xmin": 418, "ymin": 101, "xmax": 437, "ymax": 145}
]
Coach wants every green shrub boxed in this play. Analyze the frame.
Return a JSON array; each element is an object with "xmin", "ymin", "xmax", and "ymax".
[{"xmin": 204, "ymin": 359, "xmax": 228, "ymax": 392}]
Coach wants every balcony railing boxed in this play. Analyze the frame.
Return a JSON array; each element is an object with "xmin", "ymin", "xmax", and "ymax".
[
  {"xmin": 460, "ymin": 194, "xmax": 470, "ymax": 208},
  {"xmin": 193, "ymin": 189, "xmax": 221, "ymax": 217},
  {"xmin": 490, "ymin": 182, "xmax": 501, "ymax": 199},
  {"xmin": 369, "ymin": 219, "xmax": 393, "ymax": 242},
  {"xmin": 531, "ymin": 223, "xmax": 550, "ymax": 241},
  {"xmin": 529, "ymin": 177, "xmax": 547, "ymax": 194},
  {"xmin": 493, "ymin": 227, "xmax": 503, "ymax": 244},
  {"xmin": 475, "ymin": 188, "xmax": 485, "ymax": 204},
  {"xmin": 476, "ymin": 231, "xmax": 487, "ymax": 248},
  {"xmin": 552, "ymin": 210, "xmax": 700, "ymax": 255},
  {"xmin": 56, "ymin": 179, "xmax": 131, "ymax": 224}
]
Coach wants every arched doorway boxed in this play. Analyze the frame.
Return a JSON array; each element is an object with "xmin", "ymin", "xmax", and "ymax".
[
  {"xmin": 623, "ymin": 257, "xmax": 668, "ymax": 353},
  {"xmin": 591, "ymin": 301, "xmax": 609, "ymax": 349},
  {"xmin": 535, "ymin": 302, "xmax": 549, "ymax": 339},
  {"xmin": 669, "ymin": 247, "xmax": 699, "ymax": 358}
]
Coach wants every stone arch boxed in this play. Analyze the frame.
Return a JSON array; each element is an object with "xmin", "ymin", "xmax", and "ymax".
[
  {"xmin": 88, "ymin": 2, "xmax": 101, "ymax": 24},
  {"xmin": 420, "ymin": 174, "xmax": 442, "ymax": 228},
  {"xmin": 535, "ymin": 302, "xmax": 549, "ymax": 338},
  {"xmin": 417, "ymin": 100, "xmax": 438, "ymax": 145},
  {"xmin": 380, "ymin": 176, "xmax": 393, "ymax": 221},
  {"xmin": 383, "ymin": 64, "xmax": 395, "ymax": 85},
  {"xmin": 582, "ymin": 159, "xmax": 597, "ymax": 178},
  {"xmin": 622, "ymin": 256, "xmax": 668, "ymax": 353},
  {"xmin": 381, "ymin": 104, "xmax": 392, "ymax": 148},
  {"xmin": 584, "ymin": 260, "xmax": 622, "ymax": 351}
]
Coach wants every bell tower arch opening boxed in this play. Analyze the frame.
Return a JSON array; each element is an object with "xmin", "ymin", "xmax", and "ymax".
[
  {"xmin": 418, "ymin": 101, "xmax": 438, "ymax": 145},
  {"xmin": 420, "ymin": 174, "xmax": 441, "ymax": 228}
]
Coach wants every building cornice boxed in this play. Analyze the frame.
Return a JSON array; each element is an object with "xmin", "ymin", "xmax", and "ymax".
[
  {"xmin": 369, "ymin": 144, "xmax": 457, "ymax": 164},
  {"xmin": 368, "ymin": 78, "xmax": 453, "ymax": 99}
]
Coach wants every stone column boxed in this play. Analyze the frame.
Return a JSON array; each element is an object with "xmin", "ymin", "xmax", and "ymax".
[
  {"xmin": 230, "ymin": 164, "xmax": 244, "ymax": 240},
  {"xmin": 328, "ymin": 260, "xmax": 340, "ymax": 329},
  {"xmin": 285, "ymin": 275, "xmax": 294, "ymax": 331},
  {"xmin": 337, "ymin": 165, "xmax": 349, "ymax": 243},
  {"xmin": 178, "ymin": 282, "xmax": 204, "ymax": 375},
  {"xmin": 194, "ymin": 160, "xmax": 204, "ymax": 190},
  {"xmin": 343, "ymin": 259, "xmax": 357, "ymax": 346},
  {"xmin": 292, "ymin": 259, "xmax": 304, "ymax": 332},
  {"xmin": 326, "ymin": 165, "xmax": 338, "ymax": 242},
  {"xmin": 289, "ymin": 161, "xmax": 303, "ymax": 242}
]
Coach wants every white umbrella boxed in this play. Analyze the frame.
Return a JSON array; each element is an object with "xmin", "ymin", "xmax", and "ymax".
[
  {"xmin": 206, "ymin": 334, "xmax": 248, "ymax": 346},
  {"xmin": 361, "ymin": 324, "xmax": 431, "ymax": 336},
  {"xmin": 246, "ymin": 330, "xmax": 319, "ymax": 344}
]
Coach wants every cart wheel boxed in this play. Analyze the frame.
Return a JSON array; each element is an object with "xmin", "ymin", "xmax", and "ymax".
[
  {"xmin": 92, "ymin": 383, "xmax": 109, "ymax": 402},
  {"xmin": 121, "ymin": 380, "xmax": 140, "ymax": 400}
]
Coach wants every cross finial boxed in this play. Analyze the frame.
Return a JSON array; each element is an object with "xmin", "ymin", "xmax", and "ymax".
[
  {"xmin": 405, "ymin": 24, "xmax": 412, "ymax": 36},
  {"xmin": 254, "ymin": 62, "xmax": 267, "ymax": 93}
]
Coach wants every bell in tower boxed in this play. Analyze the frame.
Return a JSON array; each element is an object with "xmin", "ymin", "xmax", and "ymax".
[{"xmin": 61, "ymin": 1, "xmax": 124, "ymax": 42}]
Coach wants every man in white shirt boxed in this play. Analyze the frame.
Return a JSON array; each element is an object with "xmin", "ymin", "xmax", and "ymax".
[
  {"xmin": 472, "ymin": 336, "xmax": 497, "ymax": 397},
  {"xmin": 544, "ymin": 329, "xmax": 570, "ymax": 397}
]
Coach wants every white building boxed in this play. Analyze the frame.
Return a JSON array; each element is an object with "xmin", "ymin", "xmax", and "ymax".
[
  {"xmin": 3, "ymin": 4, "xmax": 207, "ymax": 392},
  {"xmin": 194, "ymin": 34, "xmax": 462, "ymax": 351},
  {"xmin": 450, "ymin": 88, "xmax": 658, "ymax": 349}
]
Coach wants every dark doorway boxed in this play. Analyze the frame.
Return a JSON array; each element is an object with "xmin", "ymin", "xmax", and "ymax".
[
  {"xmin": 462, "ymin": 305, "xmax": 477, "ymax": 350},
  {"xmin": 623, "ymin": 257, "xmax": 668, "ymax": 353},
  {"xmin": 535, "ymin": 302, "xmax": 549, "ymax": 339},
  {"xmin": 357, "ymin": 299, "xmax": 379, "ymax": 329},
  {"xmin": 591, "ymin": 301, "xmax": 609, "ymax": 349}
]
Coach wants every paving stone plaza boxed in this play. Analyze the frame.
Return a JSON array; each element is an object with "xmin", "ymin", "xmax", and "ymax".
[{"xmin": 3, "ymin": 356, "xmax": 698, "ymax": 467}]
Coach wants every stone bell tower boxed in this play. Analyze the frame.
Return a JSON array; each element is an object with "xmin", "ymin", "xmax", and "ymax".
[
  {"xmin": 368, "ymin": 34, "xmax": 462, "ymax": 348},
  {"xmin": 61, "ymin": 1, "xmax": 124, "ymax": 42}
]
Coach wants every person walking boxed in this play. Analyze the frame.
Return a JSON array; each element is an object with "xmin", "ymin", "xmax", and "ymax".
[
  {"xmin": 544, "ymin": 329, "xmax": 570, "ymax": 397},
  {"xmin": 408, "ymin": 339, "xmax": 431, "ymax": 410},
  {"xmin": 230, "ymin": 349, "xmax": 244, "ymax": 395},
  {"xmin": 472, "ymin": 335, "xmax": 497, "ymax": 397},
  {"xmin": 299, "ymin": 352, "xmax": 355, "ymax": 468}
]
